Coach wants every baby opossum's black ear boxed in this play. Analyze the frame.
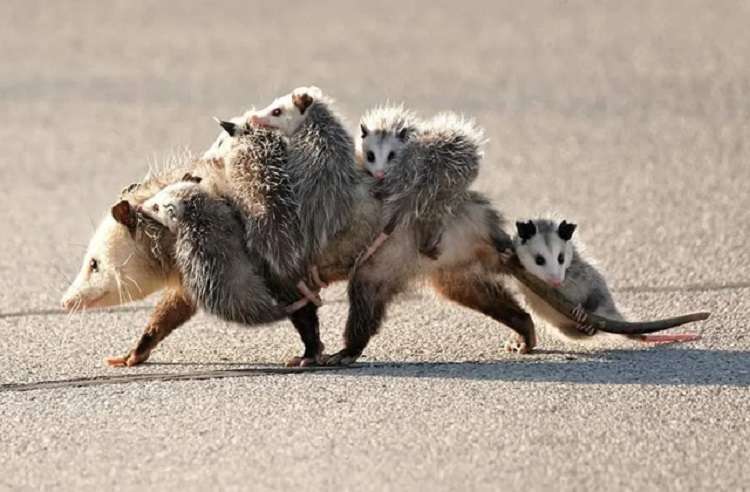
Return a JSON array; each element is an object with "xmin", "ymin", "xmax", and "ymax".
[
  {"xmin": 111, "ymin": 200, "xmax": 137, "ymax": 232},
  {"xmin": 181, "ymin": 172, "xmax": 202, "ymax": 184},
  {"xmin": 218, "ymin": 119, "xmax": 239, "ymax": 136},
  {"xmin": 397, "ymin": 127, "xmax": 409, "ymax": 142},
  {"xmin": 360, "ymin": 123, "xmax": 369, "ymax": 139},
  {"xmin": 292, "ymin": 93, "xmax": 314, "ymax": 114},
  {"xmin": 557, "ymin": 221, "xmax": 577, "ymax": 241},
  {"xmin": 516, "ymin": 221, "xmax": 536, "ymax": 241}
]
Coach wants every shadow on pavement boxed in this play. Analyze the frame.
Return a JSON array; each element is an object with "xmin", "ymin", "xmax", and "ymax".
[{"xmin": 2, "ymin": 347, "xmax": 747, "ymax": 392}]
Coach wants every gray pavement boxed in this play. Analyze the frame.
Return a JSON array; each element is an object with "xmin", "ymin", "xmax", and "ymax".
[{"xmin": 1, "ymin": 1, "xmax": 749, "ymax": 490}]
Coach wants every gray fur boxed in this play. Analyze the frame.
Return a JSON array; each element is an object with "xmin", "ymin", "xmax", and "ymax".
[
  {"xmin": 287, "ymin": 97, "xmax": 360, "ymax": 264},
  {"xmin": 362, "ymin": 107, "xmax": 484, "ymax": 257},
  {"xmin": 221, "ymin": 128, "xmax": 307, "ymax": 282},
  {"xmin": 513, "ymin": 218, "xmax": 623, "ymax": 341},
  {"xmin": 157, "ymin": 184, "xmax": 288, "ymax": 325}
]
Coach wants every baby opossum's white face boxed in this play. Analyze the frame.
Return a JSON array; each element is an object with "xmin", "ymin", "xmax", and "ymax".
[
  {"xmin": 140, "ymin": 182, "xmax": 196, "ymax": 233},
  {"xmin": 359, "ymin": 130, "xmax": 408, "ymax": 180},
  {"xmin": 515, "ymin": 220, "xmax": 576, "ymax": 288},
  {"xmin": 248, "ymin": 86, "xmax": 322, "ymax": 136},
  {"xmin": 61, "ymin": 212, "xmax": 167, "ymax": 311}
]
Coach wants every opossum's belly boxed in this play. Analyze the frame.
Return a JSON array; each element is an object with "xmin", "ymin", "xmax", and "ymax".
[{"xmin": 316, "ymin": 195, "xmax": 382, "ymax": 282}]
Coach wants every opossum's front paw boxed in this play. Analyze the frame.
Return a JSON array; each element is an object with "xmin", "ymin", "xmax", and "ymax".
[
  {"xmin": 105, "ymin": 349, "xmax": 150, "ymax": 368},
  {"xmin": 504, "ymin": 338, "xmax": 530, "ymax": 354},
  {"xmin": 324, "ymin": 349, "xmax": 362, "ymax": 366},
  {"xmin": 572, "ymin": 305, "xmax": 597, "ymax": 336},
  {"xmin": 498, "ymin": 249, "xmax": 514, "ymax": 264}
]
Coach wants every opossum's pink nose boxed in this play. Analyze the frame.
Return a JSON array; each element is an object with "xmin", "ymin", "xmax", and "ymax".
[
  {"xmin": 61, "ymin": 296, "xmax": 74, "ymax": 310},
  {"xmin": 548, "ymin": 279, "xmax": 562, "ymax": 288},
  {"xmin": 249, "ymin": 115, "xmax": 263, "ymax": 126},
  {"xmin": 373, "ymin": 171, "xmax": 385, "ymax": 179}
]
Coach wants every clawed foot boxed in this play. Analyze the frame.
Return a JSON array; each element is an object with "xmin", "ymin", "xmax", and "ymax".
[
  {"xmin": 504, "ymin": 338, "xmax": 531, "ymax": 354},
  {"xmin": 324, "ymin": 350, "xmax": 362, "ymax": 366},
  {"xmin": 105, "ymin": 349, "xmax": 150, "ymax": 367},
  {"xmin": 572, "ymin": 304, "xmax": 596, "ymax": 335},
  {"xmin": 498, "ymin": 249, "xmax": 514, "ymax": 264},
  {"xmin": 285, "ymin": 350, "xmax": 327, "ymax": 367},
  {"xmin": 640, "ymin": 333, "xmax": 701, "ymax": 345}
]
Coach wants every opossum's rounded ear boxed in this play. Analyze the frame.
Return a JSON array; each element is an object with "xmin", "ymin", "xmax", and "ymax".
[
  {"xmin": 292, "ymin": 93, "xmax": 314, "ymax": 114},
  {"xmin": 217, "ymin": 119, "xmax": 239, "ymax": 137},
  {"xmin": 360, "ymin": 123, "xmax": 369, "ymax": 139},
  {"xmin": 111, "ymin": 200, "xmax": 137, "ymax": 231},
  {"xmin": 181, "ymin": 172, "xmax": 202, "ymax": 184},
  {"xmin": 557, "ymin": 221, "xmax": 577, "ymax": 241},
  {"xmin": 516, "ymin": 221, "xmax": 536, "ymax": 242},
  {"xmin": 397, "ymin": 127, "xmax": 409, "ymax": 142}
]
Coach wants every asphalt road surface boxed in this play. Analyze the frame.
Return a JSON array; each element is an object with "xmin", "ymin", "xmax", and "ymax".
[{"xmin": 1, "ymin": 1, "xmax": 748, "ymax": 490}]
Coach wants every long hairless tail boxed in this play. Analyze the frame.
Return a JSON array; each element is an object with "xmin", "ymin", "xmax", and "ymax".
[{"xmin": 503, "ymin": 254, "xmax": 710, "ymax": 334}]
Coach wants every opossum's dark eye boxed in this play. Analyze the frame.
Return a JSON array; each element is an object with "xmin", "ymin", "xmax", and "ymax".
[
  {"xmin": 387, "ymin": 151, "xmax": 395, "ymax": 162},
  {"xmin": 271, "ymin": 108, "xmax": 282, "ymax": 117},
  {"xmin": 151, "ymin": 203, "xmax": 159, "ymax": 213},
  {"xmin": 558, "ymin": 253, "xmax": 565, "ymax": 264},
  {"xmin": 366, "ymin": 151, "xmax": 375, "ymax": 163},
  {"xmin": 535, "ymin": 255, "xmax": 546, "ymax": 266},
  {"xmin": 89, "ymin": 259, "xmax": 99, "ymax": 273}
]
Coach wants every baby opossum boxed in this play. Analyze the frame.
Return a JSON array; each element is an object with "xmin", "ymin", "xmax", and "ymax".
[
  {"xmin": 511, "ymin": 219, "xmax": 702, "ymax": 345},
  {"xmin": 208, "ymin": 122, "xmax": 321, "ymax": 305},
  {"xmin": 512, "ymin": 219, "xmax": 621, "ymax": 341},
  {"xmin": 247, "ymin": 86, "xmax": 360, "ymax": 274},
  {"xmin": 140, "ymin": 178, "xmax": 290, "ymax": 326},
  {"xmin": 359, "ymin": 106, "xmax": 483, "ymax": 260}
]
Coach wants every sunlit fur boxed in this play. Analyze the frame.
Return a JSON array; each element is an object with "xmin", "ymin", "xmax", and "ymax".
[
  {"xmin": 249, "ymin": 86, "xmax": 360, "ymax": 266},
  {"xmin": 513, "ymin": 218, "xmax": 625, "ymax": 343},
  {"xmin": 142, "ymin": 181, "xmax": 288, "ymax": 325}
]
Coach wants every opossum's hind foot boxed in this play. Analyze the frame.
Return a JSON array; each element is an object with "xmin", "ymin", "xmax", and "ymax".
[
  {"xmin": 504, "ymin": 337, "xmax": 530, "ymax": 354},
  {"xmin": 285, "ymin": 344, "xmax": 327, "ymax": 367},
  {"xmin": 105, "ymin": 349, "xmax": 150, "ymax": 367},
  {"xmin": 323, "ymin": 349, "xmax": 362, "ymax": 366},
  {"xmin": 639, "ymin": 333, "xmax": 702, "ymax": 345},
  {"xmin": 572, "ymin": 304, "xmax": 597, "ymax": 336}
]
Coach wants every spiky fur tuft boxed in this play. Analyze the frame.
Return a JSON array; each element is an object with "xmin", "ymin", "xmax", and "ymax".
[{"xmin": 286, "ymin": 93, "xmax": 360, "ymax": 264}]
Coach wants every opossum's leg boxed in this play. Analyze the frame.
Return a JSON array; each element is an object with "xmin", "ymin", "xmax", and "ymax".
[
  {"xmin": 416, "ymin": 220, "xmax": 443, "ymax": 261},
  {"xmin": 430, "ymin": 270, "xmax": 537, "ymax": 354},
  {"xmin": 106, "ymin": 289, "xmax": 196, "ymax": 367},
  {"xmin": 325, "ymin": 274, "xmax": 398, "ymax": 366},
  {"xmin": 286, "ymin": 302, "xmax": 326, "ymax": 367}
]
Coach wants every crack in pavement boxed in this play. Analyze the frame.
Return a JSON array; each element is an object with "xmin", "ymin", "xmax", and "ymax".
[{"xmin": 0, "ymin": 365, "xmax": 365, "ymax": 393}]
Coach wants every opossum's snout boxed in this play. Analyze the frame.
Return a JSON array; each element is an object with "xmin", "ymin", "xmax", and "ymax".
[
  {"xmin": 372, "ymin": 170, "xmax": 385, "ymax": 180},
  {"xmin": 249, "ymin": 114, "xmax": 270, "ymax": 128}
]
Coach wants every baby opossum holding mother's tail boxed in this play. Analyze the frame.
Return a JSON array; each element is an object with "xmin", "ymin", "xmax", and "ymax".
[{"xmin": 511, "ymin": 218, "xmax": 701, "ymax": 345}]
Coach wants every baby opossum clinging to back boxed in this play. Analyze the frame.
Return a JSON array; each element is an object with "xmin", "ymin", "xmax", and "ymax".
[
  {"xmin": 512, "ymin": 218, "xmax": 701, "ymax": 344},
  {"xmin": 139, "ymin": 177, "xmax": 292, "ymax": 325},
  {"xmin": 247, "ymin": 86, "xmax": 360, "ymax": 286},
  {"xmin": 358, "ymin": 106, "xmax": 484, "ymax": 260}
]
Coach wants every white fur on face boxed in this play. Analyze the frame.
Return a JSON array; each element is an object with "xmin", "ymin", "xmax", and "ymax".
[
  {"xmin": 141, "ymin": 182, "xmax": 194, "ymax": 233},
  {"xmin": 61, "ymin": 215, "xmax": 165, "ymax": 311},
  {"xmin": 516, "ymin": 232, "xmax": 574, "ymax": 287},
  {"xmin": 360, "ymin": 133, "xmax": 405, "ymax": 179},
  {"xmin": 248, "ymin": 86, "xmax": 321, "ymax": 136}
]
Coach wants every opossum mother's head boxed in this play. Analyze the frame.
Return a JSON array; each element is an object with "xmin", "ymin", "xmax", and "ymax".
[{"xmin": 61, "ymin": 200, "xmax": 174, "ymax": 311}]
